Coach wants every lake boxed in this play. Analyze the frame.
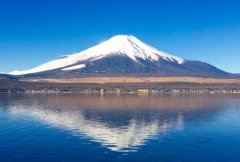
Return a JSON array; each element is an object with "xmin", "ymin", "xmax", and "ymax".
[{"xmin": 0, "ymin": 94, "xmax": 240, "ymax": 162}]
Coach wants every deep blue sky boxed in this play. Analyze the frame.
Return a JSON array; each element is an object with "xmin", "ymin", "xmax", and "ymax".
[{"xmin": 0, "ymin": 0, "xmax": 240, "ymax": 73}]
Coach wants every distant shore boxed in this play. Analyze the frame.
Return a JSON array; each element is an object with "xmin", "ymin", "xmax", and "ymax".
[
  {"xmin": 1, "ymin": 77, "xmax": 240, "ymax": 94},
  {"xmin": 1, "ymin": 89, "xmax": 240, "ymax": 94},
  {"xmin": 22, "ymin": 77, "xmax": 240, "ymax": 84}
]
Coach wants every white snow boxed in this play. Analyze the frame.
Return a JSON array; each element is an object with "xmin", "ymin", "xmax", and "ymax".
[
  {"xmin": 9, "ymin": 35, "xmax": 185, "ymax": 75},
  {"xmin": 62, "ymin": 64, "xmax": 86, "ymax": 71}
]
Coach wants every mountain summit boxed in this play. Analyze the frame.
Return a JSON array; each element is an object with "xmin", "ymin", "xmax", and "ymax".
[{"xmin": 10, "ymin": 35, "xmax": 231, "ymax": 78}]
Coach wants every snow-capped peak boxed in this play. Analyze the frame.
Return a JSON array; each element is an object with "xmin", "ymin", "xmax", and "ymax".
[
  {"xmin": 90, "ymin": 35, "xmax": 184, "ymax": 63},
  {"xmin": 9, "ymin": 35, "xmax": 185, "ymax": 75}
]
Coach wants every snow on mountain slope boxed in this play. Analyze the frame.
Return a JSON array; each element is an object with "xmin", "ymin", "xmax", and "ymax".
[
  {"xmin": 9, "ymin": 35, "xmax": 185, "ymax": 75},
  {"xmin": 62, "ymin": 64, "xmax": 86, "ymax": 71}
]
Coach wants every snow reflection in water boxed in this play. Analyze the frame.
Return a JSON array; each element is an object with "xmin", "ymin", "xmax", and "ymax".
[{"xmin": 10, "ymin": 105, "xmax": 184, "ymax": 152}]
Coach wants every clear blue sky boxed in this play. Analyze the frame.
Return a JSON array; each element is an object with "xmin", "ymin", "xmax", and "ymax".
[{"xmin": 0, "ymin": 0, "xmax": 240, "ymax": 73}]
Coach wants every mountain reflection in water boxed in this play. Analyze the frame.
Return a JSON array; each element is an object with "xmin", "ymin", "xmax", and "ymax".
[{"xmin": 1, "ymin": 94, "xmax": 239, "ymax": 153}]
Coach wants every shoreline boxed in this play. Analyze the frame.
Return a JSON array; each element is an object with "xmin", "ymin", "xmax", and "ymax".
[
  {"xmin": 1, "ymin": 89, "xmax": 240, "ymax": 94},
  {"xmin": 1, "ymin": 77, "xmax": 240, "ymax": 94}
]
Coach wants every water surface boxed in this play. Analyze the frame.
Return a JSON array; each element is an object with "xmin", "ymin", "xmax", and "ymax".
[{"xmin": 0, "ymin": 94, "xmax": 240, "ymax": 162}]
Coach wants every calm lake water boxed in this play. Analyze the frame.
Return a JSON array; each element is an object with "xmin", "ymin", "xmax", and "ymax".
[{"xmin": 0, "ymin": 94, "xmax": 240, "ymax": 162}]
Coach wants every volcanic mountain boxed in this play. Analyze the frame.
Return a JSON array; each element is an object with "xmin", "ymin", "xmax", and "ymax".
[{"xmin": 10, "ymin": 35, "xmax": 232, "ymax": 78}]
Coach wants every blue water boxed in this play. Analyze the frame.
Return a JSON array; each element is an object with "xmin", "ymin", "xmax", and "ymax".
[{"xmin": 0, "ymin": 94, "xmax": 240, "ymax": 162}]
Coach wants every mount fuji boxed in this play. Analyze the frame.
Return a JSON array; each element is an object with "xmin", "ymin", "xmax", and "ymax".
[{"xmin": 9, "ymin": 35, "xmax": 232, "ymax": 78}]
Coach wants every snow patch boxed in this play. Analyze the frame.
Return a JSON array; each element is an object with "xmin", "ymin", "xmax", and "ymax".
[
  {"xmin": 9, "ymin": 70, "xmax": 21, "ymax": 75},
  {"xmin": 62, "ymin": 64, "xmax": 86, "ymax": 71}
]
